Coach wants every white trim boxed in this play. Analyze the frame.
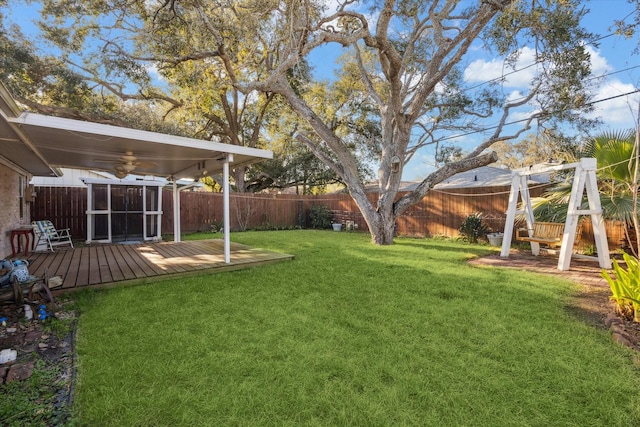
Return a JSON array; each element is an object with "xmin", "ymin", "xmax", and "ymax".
[
  {"xmin": 9, "ymin": 112, "xmax": 272, "ymax": 159},
  {"xmin": 173, "ymin": 180, "xmax": 180, "ymax": 242},
  {"xmin": 172, "ymin": 180, "xmax": 201, "ymax": 243},
  {"xmin": 0, "ymin": 155, "xmax": 31, "ymax": 176},
  {"xmin": 223, "ymin": 154, "xmax": 233, "ymax": 263},
  {"xmin": 81, "ymin": 177, "xmax": 165, "ymax": 186},
  {"xmin": 1, "ymin": 111, "xmax": 61, "ymax": 177},
  {"xmin": 84, "ymin": 180, "xmax": 164, "ymax": 243}
]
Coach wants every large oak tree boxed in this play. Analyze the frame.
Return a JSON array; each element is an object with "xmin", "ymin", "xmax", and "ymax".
[{"xmin": 24, "ymin": 0, "xmax": 596, "ymax": 243}]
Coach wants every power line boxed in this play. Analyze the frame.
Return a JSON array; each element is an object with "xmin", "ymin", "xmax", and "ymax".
[
  {"xmin": 435, "ymin": 88, "xmax": 640, "ymax": 143},
  {"xmin": 465, "ymin": 21, "xmax": 640, "ymax": 91},
  {"xmin": 480, "ymin": 63, "xmax": 640, "ymax": 107}
]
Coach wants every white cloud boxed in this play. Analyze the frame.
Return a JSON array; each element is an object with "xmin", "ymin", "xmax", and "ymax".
[
  {"xmin": 585, "ymin": 45, "xmax": 612, "ymax": 76},
  {"xmin": 463, "ymin": 46, "xmax": 538, "ymax": 88},
  {"xmin": 146, "ymin": 63, "xmax": 166, "ymax": 83},
  {"xmin": 589, "ymin": 78, "xmax": 639, "ymax": 128},
  {"xmin": 505, "ymin": 90, "xmax": 523, "ymax": 102},
  {"xmin": 508, "ymin": 108, "xmax": 541, "ymax": 124},
  {"xmin": 463, "ymin": 44, "xmax": 616, "ymax": 91}
]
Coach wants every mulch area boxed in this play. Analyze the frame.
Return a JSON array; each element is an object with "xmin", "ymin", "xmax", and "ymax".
[
  {"xmin": 468, "ymin": 250, "xmax": 611, "ymax": 288},
  {"xmin": 0, "ymin": 299, "xmax": 77, "ymax": 424},
  {"xmin": 470, "ymin": 250, "xmax": 640, "ymax": 353}
]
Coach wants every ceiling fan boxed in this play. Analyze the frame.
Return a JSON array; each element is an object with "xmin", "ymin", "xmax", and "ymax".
[{"xmin": 95, "ymin": 151, "xmax": 158, "ymax": 178}]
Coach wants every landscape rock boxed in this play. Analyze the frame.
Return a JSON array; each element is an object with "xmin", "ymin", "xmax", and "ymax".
[
  {"xmin": 25, "ymin": 330, "xmax": 42, "ymax": 341},
  {"xmin": 6, "ymin": 361, "xmax": 35, "ymax": 382},
  {"xmin": 605, "ymin": 313, "xmax": 622, "ymax": 327},
  {"xmin": 612, "ymin": 332, "xmax": 633, "ymax": 348},
  {"xmin": 0, "ymin": 348, "xmax": 17, "ymax": 364}
]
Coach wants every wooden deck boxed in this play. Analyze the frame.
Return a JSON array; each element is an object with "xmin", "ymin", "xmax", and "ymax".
[{"xmin": 22, "ymin": 240, "xmax": 294, "ymax": 293}]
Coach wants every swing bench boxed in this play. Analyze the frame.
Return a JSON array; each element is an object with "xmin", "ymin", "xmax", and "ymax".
[
  {"xmin": 501, "ymin": 158, "xmax": 610, "ymax": 271},
  {"xmin": 516, "ymin": 222, "xmax": 566, "ymax": 246},
  {"xmin": 516, "ymin": 222, "xmax": 564, "ymax": 246}
]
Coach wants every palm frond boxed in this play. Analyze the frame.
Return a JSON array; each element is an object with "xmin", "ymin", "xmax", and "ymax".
[
  {"xmin": 528, "ymin": 197, "xmax": 571, "ymax": 223},
  {"xmin": 597, "ymin": 138, "xmax": 636, "ymax": 182},
  {"xmin": 600, "ymin": 193, "xmax": 640, "ymax": 224}
]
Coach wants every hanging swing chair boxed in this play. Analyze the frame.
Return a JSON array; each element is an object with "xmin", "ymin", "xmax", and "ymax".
[{"xmin": 500, "ymin": 158, "xmax": 611, "ymax": 271}]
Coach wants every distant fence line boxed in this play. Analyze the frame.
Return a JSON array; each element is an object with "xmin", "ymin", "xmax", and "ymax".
[{"xmin": 30, "ymin": 185, "xmax": 626, "ymax": 250}]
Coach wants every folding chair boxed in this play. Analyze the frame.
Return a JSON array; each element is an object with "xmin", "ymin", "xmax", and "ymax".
[{"xmin": 32, "ymin": 220, "xmax": 74, "ymax": 252}]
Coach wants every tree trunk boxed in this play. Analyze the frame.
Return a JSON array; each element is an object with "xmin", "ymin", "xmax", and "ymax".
[
  {"xmin": 347, "ymin": 188, "xmax": 396, "ymax": 245},
  {"xmin": 368, "ymin": 212, "xmax": 396, "ymax": 245},
  {"xmin": 233, "ymin": 167, "xmax": 246, "ymax": 193}
]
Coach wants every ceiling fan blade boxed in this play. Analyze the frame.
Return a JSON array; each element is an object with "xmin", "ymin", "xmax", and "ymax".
[
  {"xmin": 134, "ymin": 160, "xmax": 158, "ymax": 169},
  {"xmin": 114, "ymin": 163, "xmax": 137, "ymax": 172}
]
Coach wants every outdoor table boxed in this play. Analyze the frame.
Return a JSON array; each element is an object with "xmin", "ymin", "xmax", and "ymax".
[{"xmin": 10, "ymin": 227, "xmax": 35, "ymax": 258}]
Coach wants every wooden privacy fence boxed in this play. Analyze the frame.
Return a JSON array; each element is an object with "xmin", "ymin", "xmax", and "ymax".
[{"xmin": 31, "ymin": 185, "xmax": 626, "ymax": 250}]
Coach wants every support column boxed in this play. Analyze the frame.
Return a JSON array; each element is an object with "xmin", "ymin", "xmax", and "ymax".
[
  {"xmin": 86, "ymin": 182, "xmax": 93, "ymax": 244},
  {"xmin": 173, "ymin": 179, "xmax": 180, "ymax": 242},
  {"xmin": 223, "ymin": 154, "xmax": 233, "ymax": 264}
]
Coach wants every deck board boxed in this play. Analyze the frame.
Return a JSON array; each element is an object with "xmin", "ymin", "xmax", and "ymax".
[
  {"xmin": 87, "ymin": 247, "xmax": 101, "ymax": 285},
  {"xmin": 103, "ymin": 245, "xmax": 129, "ymax": 282},
  {"xmin": 96, "ymin": 246, "xmax": 113, "ymax": 284},
  {"xmin": 119, "ymin": 244, "xmax": 158, "ymax": 278},
  {"xmin": 21, "ymin": 239, "xmax": 293, "ymax": 293}
]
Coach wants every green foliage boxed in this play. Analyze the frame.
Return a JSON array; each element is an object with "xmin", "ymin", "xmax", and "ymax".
[
  {"xmin": 435, "ymin": 143, "xmax": 464, "ymax": 166},
  {"xmin": 1, "ymin": 0, "xmax": 599, "ymax": 244},
  {"xmin": 309, "ymin": 204, "xmax": 332, "ymax": 229},
  {"xmin": 41, "ymin": 316, "xmax": 71, "ymax": 337},
  {"xmin": 459, "ymin": 212, "xmax": 490, "ymax": 243},
  {"xmin": 602, "ymin": 252, "xmax": 640, "ymax": 322},
  {"xmin": 492, "ymin": 132, "xmax": 579, "ymax": 169},
  {"xmin": 582, "ymin": 129, "xmax": 636, "ymax": 182}
]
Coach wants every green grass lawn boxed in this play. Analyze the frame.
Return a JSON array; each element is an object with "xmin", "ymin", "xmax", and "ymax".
[{"xmin": 71, "ymin": 230, "xmax": 640, "ymax": 426}]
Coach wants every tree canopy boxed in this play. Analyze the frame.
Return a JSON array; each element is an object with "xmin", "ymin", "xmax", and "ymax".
[{"xmin": 5, "ymin": 0, "xmax": 600, "ymax": 243}]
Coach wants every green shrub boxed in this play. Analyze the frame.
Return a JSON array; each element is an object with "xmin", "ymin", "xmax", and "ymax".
[
  {"xmin": 459, "ymin": 212, "xmax": 490, "ymax": 243},
  {"xmin": 602, "ymin": 252, "xmax": 640, "ymax": 322},
  {"xmin": 309, "ymin": 205, "xmax": 332, "ymax": 229}
]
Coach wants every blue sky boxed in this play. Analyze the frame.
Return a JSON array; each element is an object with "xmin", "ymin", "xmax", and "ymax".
[
  {"xmin": 4, "ymin": 1, "xmax": 640, "ymax": 181},
  {"xmin": 402, "ymin": 0, "xmax": 640, "ymax": 180}
]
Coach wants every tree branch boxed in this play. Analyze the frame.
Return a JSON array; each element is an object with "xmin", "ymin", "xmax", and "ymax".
[{"xmin": 394, "ymin": 151, "xmax": 499, "ymax": 215}]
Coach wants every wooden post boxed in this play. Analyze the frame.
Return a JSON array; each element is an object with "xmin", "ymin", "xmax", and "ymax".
[
  {"xmin": 501, "ymin": 158, "xmax": 610, "ymax": 271},
  {"xmin": 558, "ymin": 158, "xmax": 610, "ymax": 270}
]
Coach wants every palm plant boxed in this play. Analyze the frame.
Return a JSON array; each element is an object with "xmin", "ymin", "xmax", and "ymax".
[{"xmin": 529, "ymin": 129, "xmax": 640, "ymax": 254}]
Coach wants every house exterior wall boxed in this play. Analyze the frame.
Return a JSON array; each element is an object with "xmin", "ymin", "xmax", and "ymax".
[{"xmin": 0, "ymin": 162, "xmax": 31, "ymax": 259}]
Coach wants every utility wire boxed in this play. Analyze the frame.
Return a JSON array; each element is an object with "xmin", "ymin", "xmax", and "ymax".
[
  {"xmin": 474, "ymin": 63, "xmax": 640, "ymax": 106},
  {"xmin": 465, "ymin": 21, "xmax": 640, "ymax": 91},
  {"xmin": 435, "ymin": 88, "xmax": 640, "ymax": 143}
]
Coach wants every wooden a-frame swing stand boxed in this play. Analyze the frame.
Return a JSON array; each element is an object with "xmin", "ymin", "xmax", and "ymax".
[{"xmin": 500, "ymin": 157, "xmax": 611, "ymax": 271}]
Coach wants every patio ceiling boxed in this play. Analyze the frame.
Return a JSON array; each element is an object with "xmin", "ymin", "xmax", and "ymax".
[{"xmin": 0, "ymin": 86, "xmax": 272, "ymax": 179}]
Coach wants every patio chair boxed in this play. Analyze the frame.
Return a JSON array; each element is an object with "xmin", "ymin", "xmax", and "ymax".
[{"xmin": 32, "ymin": 220, "xmax": 74, "ymax": 252}]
